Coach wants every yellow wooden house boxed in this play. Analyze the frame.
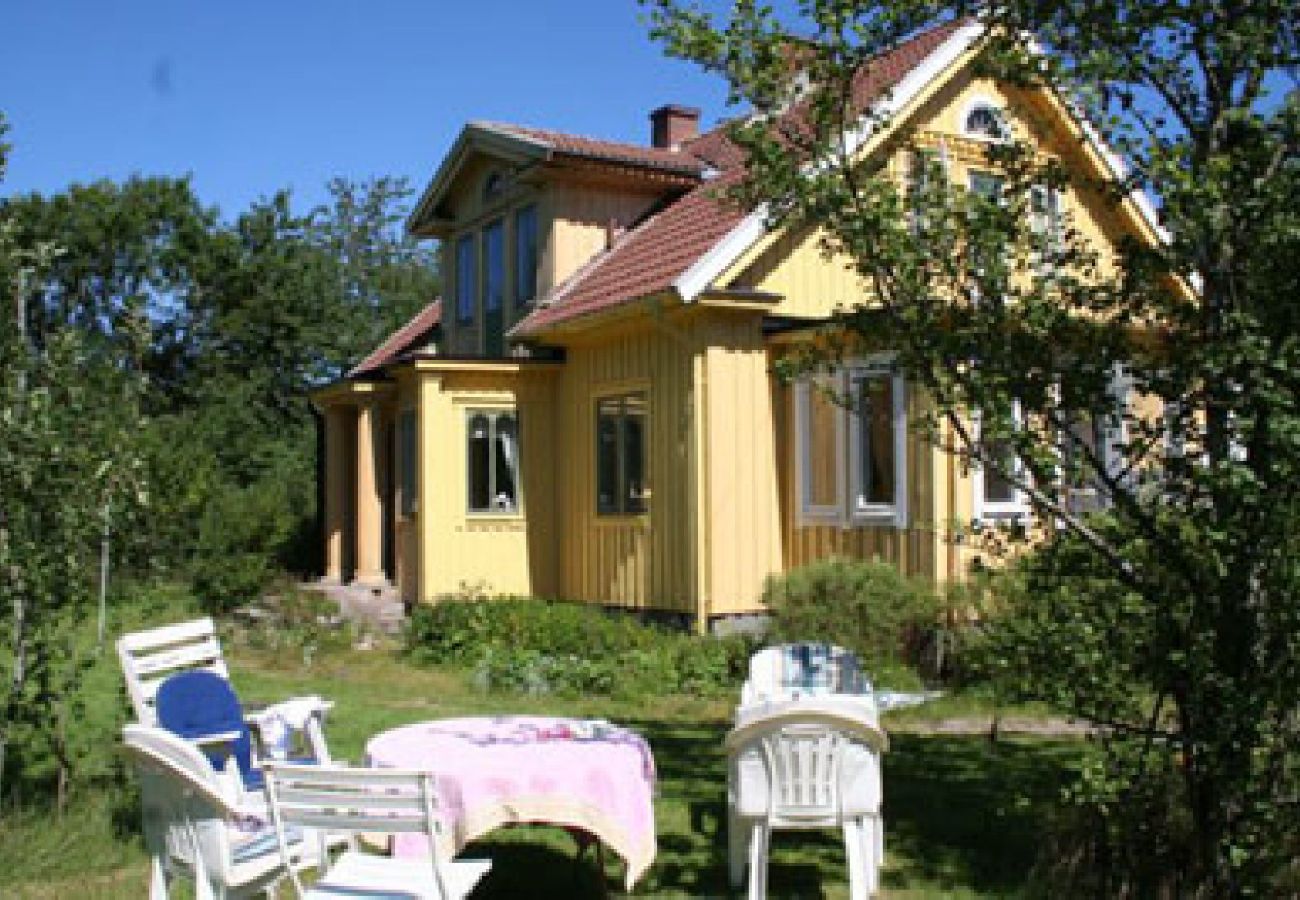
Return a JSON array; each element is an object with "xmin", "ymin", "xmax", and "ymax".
[{"xmin": 311, "ymin": 21, "xmax": 1165, "ymax": 630}]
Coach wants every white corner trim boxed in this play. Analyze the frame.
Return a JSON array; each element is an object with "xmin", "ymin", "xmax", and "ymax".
[
  {"xmin": 1074, "ymin": 115, "xmax": 1169, "ymax": 244},
  {"xmin": 672, "ymin": 21, "xmax": 986, "ymax": 303},
  {"xmin": 674, "ymin": 209, "xmax": 770, "ymax": 302},
  {"xmin": 1021, "ymin": 36, "xmax": 1169, "ymax": 245}
]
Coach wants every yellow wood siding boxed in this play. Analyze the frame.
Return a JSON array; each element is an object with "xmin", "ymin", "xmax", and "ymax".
[
  {"xmin": 555, "ymin": 319, "xmax": 698, "ymax": 614},
  {"xmin": 414, "ymin": 368, "xmax": 558, "ymax": 601},
  {"xmin": 698, "ymin": 311, "xmax": 784, "ymax": 615},
  {"xmin": 548, "ymin": 181, "xmax": 661, "ymax": 293}
]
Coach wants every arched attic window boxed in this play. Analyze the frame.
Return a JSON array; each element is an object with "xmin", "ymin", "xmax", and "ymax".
[
  {"xmin": 963, "ymin": 101, "xmax": 1009, "ymax": 141},
  {"xmin": 482, "ymin": 169, "xmax": 507, "ymax": 202}
]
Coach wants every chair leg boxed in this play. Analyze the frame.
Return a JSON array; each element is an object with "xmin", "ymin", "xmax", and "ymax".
[
  {"xmin": 843, "ymin": 819, "xmax": 866, "ymax": 900},
  {"xmin": 728, "ymin": 811, "xmax": 750, "ymax": 888},
  {"xmin": 747, "ymin": 823, "xmax": 769, "ymax": 900},
  {"xmin": 859, "ymin": 816, "xmax": 879, "ymax": 896},
  {"xmin": 148, "ymin": 855, "xmax": 169, "ymax": 900}
]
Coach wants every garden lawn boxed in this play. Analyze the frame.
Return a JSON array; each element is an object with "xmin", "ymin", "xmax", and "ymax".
[{"xmin": 0, "ymin": 639, "xmax": 1083, "ymax": 898}]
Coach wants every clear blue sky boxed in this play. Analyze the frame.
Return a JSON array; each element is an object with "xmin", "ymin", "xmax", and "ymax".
[{"xmin": 0, "ymin": 0, "xmax": 732, "ymax": 219}]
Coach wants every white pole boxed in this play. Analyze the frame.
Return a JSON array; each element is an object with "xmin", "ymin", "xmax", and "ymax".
[{"xmin": 97, "ymin": 503, "xmax": 110, "ymax": 652}]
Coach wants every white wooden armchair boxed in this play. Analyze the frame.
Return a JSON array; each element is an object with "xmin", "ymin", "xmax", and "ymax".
[
  {"xmin": 117, "ymin": 617, "xmax": 334, "ymax": 766},
  {"xmin": 122, "ymin": 724, "xmax": 322, "ymax": 900},
  {"xmin": 263, "ymin": 762, "xmax": 492, "ymax": 900},
  {"xmin": 725, "ymin": 709, "xmax": 888, "ymax": 899}
]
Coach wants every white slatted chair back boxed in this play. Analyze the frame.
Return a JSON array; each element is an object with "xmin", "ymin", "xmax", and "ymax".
[
  {"xmin": 761, "ymin": 724, "xmax": 845, "ymax": 827},
  {"xmin": 725, "ymin": 709, "xmax": 887, "ymax": 899},
  {"xmin": 122, "ymin": 724, "xmax": 305, "ymax": 900},
  {"xmin": 263, "ymin": 763, "xmax": 462, "ymax": 900},
  {"xmin": 118, "ymin": 618, "xmax": 228, "ymax": 726}
]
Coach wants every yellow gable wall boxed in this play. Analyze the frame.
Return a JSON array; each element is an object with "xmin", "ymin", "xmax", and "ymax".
[
  {"xmin": 730, "ymin": 66, "xmax": 1161, "ymax": 585},
  {"xmin": 730, "ymin": 70, "xmax": 1141, "ymax": 319}
]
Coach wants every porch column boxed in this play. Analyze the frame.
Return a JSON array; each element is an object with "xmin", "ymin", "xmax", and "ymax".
[
  {"xmin": 353, "ymin": 400, "xmax": 387, "ymax": 586},
  {"xmin": 322, "ymin": 405, "xmax": 350, "ymax": 584}
]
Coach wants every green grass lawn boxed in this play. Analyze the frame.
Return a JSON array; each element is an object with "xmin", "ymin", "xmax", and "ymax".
[{"xmin": 0, "ymin": 633, "xmax": 1083, "ymax": 898}]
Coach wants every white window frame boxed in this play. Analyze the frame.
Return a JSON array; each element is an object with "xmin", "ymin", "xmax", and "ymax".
[
  {"xmin": 847, "ymin": 362, "xmax": 909, "ymax": 527},
  {"xmin": 960, "ymin": 97, "xmax": 1010, "ymax": 143},
  {"xmin": 973, "ymin": 401, "xmax": 1031, "ymax": 522},
  {"xmin": 795, "ymin": 360, "xmax": 909, "ymax": 528},
  {"xmin": 466, "ymin": 408, "xmax": 522, "ymax": 516}
]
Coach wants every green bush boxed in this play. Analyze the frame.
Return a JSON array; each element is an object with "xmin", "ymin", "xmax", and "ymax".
[
  {"xmin": 404, "ymin": 596, "xmax": 755, "ymax": 699},
  {"xmin": 761, "ymin": 558, "xmax": 943, "ymax": 685}
]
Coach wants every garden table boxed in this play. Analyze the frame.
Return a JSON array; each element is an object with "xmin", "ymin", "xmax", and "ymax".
[{"xmin": 366, "ymin": 715, "xmax": 657, "ymax": 890}]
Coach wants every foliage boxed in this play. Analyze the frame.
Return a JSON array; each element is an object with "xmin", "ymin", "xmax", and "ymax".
[
  {"xmin": 404, "ymin": 596, "xmax": 755, "ymax": 699},
  {"xmin": 0, "ymin": 120, "xmax": 147, "ymax": 807},
  {"xmin": 761, "ymin": 558, "xmax": 941, "ymax": 685},
  {"xmin": 644, "ymin": 0, "xmax": 1299, "ymax": 892}
]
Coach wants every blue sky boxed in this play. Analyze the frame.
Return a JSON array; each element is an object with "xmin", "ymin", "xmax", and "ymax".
[{"xmin": 0, "ymin": 0, "xmax": 731, "ymax": 219}]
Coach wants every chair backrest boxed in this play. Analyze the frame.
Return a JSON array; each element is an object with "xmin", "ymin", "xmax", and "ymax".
[
  {"xmin": 760, "ymin": 723, "xmax": 845, "ymax": 823},
  {"xmin": 118, "ymin": 618, "xmax": 229, "ymax": 725},
  {"xmin": 263, "ymin": 762, "xmax": 452, "ymax": 899},
  {"xmin": 121, "ymin": 724, "xmax": 241, "ymax": 883},
  {"xmin": 156, "ymin": 670, "xmax": 258, "ymax": 790},
  {"xmin": 746, "ymin": 643, "xmax": 868, "ymax": 701}
]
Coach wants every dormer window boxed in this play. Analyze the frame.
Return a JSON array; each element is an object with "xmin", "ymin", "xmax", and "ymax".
[{"xmin": 963, "ymin": 101, "xmax": 1008, "ymax": 142}]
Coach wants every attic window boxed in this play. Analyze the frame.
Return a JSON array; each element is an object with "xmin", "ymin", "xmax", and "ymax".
[
  {"xmin": 483, "ymin": 170, "xmax": 507, "ymax": 201},
  {"xmin": 963, "ymin": 102, "xmax": 1008, "ymax": 141}
]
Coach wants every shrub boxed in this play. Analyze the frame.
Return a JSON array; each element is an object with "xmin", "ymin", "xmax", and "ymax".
[
  {"xmin": 761, "ymin": 558, "xmax": 942, "ymax": 684},
  {"xmin": 404, "ymin": 596, "xmax": 755, "ymax": 699}
]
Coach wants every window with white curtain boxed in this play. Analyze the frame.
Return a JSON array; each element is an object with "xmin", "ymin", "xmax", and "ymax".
[
  {"xmin": 467, "ymin": 409, "xmax": 520, "ymax": 514},
  {"xmin": 795, "ymin": 360, "xmax": 908, "ymax": 527}
]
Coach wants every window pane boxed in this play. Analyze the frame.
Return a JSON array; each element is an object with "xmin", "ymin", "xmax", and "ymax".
[
  {"xmin": 858, "ymin": 375, "xmax": 895, "ymax": 506},
  {"xmin": 514, "ymin": 205, "xmax": 538, "ymax": 308},
  {"xmin": 623, "ymin": 394, "xmax": 647, "ymax": 514},
  {"xmin": 456, "ymin": 235, "xmax": 476, "ymax": 323},
  {"xmin": 965, "ymin": 105, "xmax": 1005, "ymax": 140},
  {"xmin": 467, "ymin": 413, "xmax": 491, "ymax": 511},
  {"xmin": 493, "ymin": 414, "xmax": 519, "ymax": 511},
  {"xmin": 984, "ymin": 438, "xmax": 1017, "ymax": 503},
  {"xmin": 806, "ymin": 385, "xmax": 839, "ymax": 508},
  {"xmin": 484, "ymin": 220, "xmax": 504, "ymax": 313},
  {"xmin": 596, "ymin": 399, "xmax": 621, "ymax": 514}
]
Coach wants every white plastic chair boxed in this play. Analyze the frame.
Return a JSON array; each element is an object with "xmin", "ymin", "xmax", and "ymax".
[
  {"xmin": 122, "ymin": 724, "xmax": 322, "ymax": 900},
  {"xmin": 725, "ymin": 709, "xmax": 887, "ymax": 899},
  {"xmin": 263, "ymin": 762, "xmax": 493, "ymax": 899},
  {"xmin": 117, "ymin": 617, "xmax": 333, "ymax": 765}
]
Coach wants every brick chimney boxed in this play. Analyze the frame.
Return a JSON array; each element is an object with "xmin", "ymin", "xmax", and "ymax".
[{"xmin": 650, "ymin": 104, "xmax": 700, "ymax": 150}]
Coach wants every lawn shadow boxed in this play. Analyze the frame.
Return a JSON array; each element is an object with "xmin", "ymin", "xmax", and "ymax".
[{"xmin": 882, "ymin": 733, "xmax": 1084, "ymax": 895}]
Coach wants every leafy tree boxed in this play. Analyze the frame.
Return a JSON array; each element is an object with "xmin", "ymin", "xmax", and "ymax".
[
  {"xmin": 0, "ymin": 114, "xmax": 145, "ymax": 806},
  {"xmin": 645, "ymin": 1, "xmax": 1299, "ymax": 893},
  {"xmin": 310, "ymin": 176, "xmax": 440, "ymax": 367}
]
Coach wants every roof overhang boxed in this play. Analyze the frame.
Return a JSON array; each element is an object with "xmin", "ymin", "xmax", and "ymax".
[
  {"xmin": 671, "ymin": 20, "xmax": 1174, "ymax": 302},
  {"xmin": 407, "ymin": 124, "xmax": 552, "ymax": 237}
]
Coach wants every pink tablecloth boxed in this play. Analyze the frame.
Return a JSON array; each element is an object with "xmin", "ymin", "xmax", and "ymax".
[{"xmin": 366, "ymin": 715, "xmax": 657, "ymax": 889}]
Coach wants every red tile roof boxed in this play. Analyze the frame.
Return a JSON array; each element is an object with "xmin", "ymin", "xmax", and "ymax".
[
  {"xmin": 515, "ymin": 19, "xmax": 967, "ymax": 336},
  {"xmin": 476, "ymin": 122, "xmax": 708, "ymax": 178},
  {"xmin": 350, "ymin": 299, "xmax": 442, "ymax": 377}
]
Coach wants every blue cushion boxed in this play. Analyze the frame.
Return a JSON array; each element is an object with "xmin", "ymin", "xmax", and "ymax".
[{"xmin": 155, "ymin": 670, "xmax": 259, "ymax": 791}]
